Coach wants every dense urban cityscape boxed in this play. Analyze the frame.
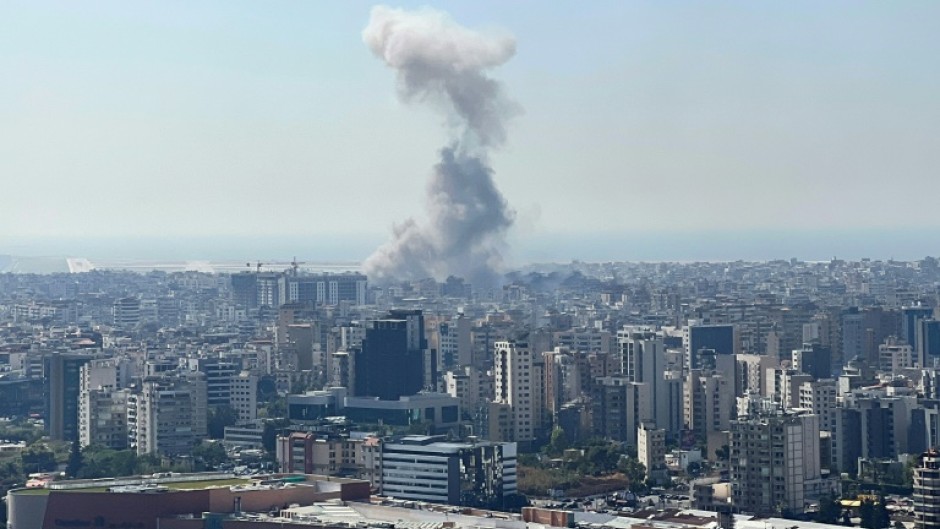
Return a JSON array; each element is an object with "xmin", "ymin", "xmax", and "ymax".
[
  {"xmin": 5, "ymin": 2, "xmax": 939, "ymax": 529},
  {"xmin": 0, "ymin": 258, "xmax": 940, "ymax": 529}
]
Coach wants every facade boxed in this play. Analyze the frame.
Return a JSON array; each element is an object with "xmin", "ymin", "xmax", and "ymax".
[
  {"xmin": 230, "ymin": 370, "xmax": 258, "ymax": 422},
  {"xmin": 331, "ymin": 351, "xmax": 354, "ymax": 392},
  {"xmin": 354, "ymin": 310, "xmax": 430, "ymax": 400},
  {"xmin": 187, "ymin": 357, "xmax": 239, "ymax": 407},
  {"xmin": 492, "ymin": 339, "xmax": 543, "ymax": 445},
  {"xmin": 287, "ymin": 388, "xmax": 461, "ymax": 430},
  {"xmin": 79, "ymin": 388, "xmax": 128, "ymax": 449},
  {"xmin": 880, "ymin": 336, "xmax": 914, "ymax": 373},
  {"xmin": 554, "ymin": 329, "xmax": 613, "ymax": 355},
  {"xmin": 791, "ymin": 343, "xmax": 832, "ymax": 380},
  {"xmin": 683, "ymin": 369, "xmax": 733, "ymax": 442},
  {"xmin": 112, "ymin": 297, "xmax": 141, "ymax": 328},
  {"xmin": 6, "ymin": 474, "xmax": 371, "ymax": 529},
  {"xmin": 223, "ymin": 423, "xmax": 265, "ymax": 449},
  {"xmin": 638, "ymin": 423, "xmax": 667, "ymax": 486},
  {"xmin": 914, "ymin": 450, "xmax": 940, "ymax": 529},
  {"xmin": 444, "ymin": 365, "xmax": 491, "ymax": 419},
  {"xmin": 78, "ymin": 358, "xmax": 127, "ymax": 448},
  {"xmin": 0, "ymin": 376, "xmax": 43, "ymax": 417},
  {"xmin": 380, "ymin": 435, "xmax": 517, "ymax": 508},
  {"xmin": 230, "ymin": 272, "xmax": 258, "ymax": 309},
  {"xmin": 730, "ymin": 410, "xmax": 821, "ymax": 515},
  {"xmin": 918, "ymin": 319, "xmax": 940, "ymax": 368},
  {"xmin": 797, "ymin": 378, "xmax": 838, "ymax": 433},
  {"xmin": 591, "ymin": 376, "xmax": 648, "ymax": 448},
  {"xmin": 276, "ymin": 431, "xmax": 381, "ymax": 480},
  {"xmin": 438, "ymin": 314, "xmax": 471, "ymax": 368},
  {"xmin": 128, "ymin": 373, "xmax": 208, "ymax": 456},
  {"xmin": 284, "ymin": 273, "xmax": 368, "ymax": 306},
  {"xmin": 686, "ymin": 324, "xmax": 736, "ymax": 369},
  {"xmin": 543, "ymin": 348, "xmax": 577, "ymax": 418},
  {"xmin": 618, "ymin": 327, "xmax": 684, "ymax": 438},
  {"xmin": 43, "ymin": 352, "xmax": 93, "ymax": 442},
  {"xmin": 903, "ymin": 305, "xmax": 935, "ymax": 353}
]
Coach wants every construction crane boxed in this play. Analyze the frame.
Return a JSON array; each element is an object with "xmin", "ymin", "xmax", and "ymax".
[
  {"xmin": 290, "ymin": 256, "xmax": 306, "ymax": 275},
  {"xmin": 244, "ymin": 259, "xmax": 305, "ymax": 274}
]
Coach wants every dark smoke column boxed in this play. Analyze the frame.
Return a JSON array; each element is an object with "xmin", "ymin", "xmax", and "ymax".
[{"xmin": 362, "ymin": 5, "xmax": 518, "ymax": 289}]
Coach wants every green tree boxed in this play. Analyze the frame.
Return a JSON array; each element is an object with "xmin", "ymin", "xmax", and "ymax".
[
  {"xmin": 517, "ymin": 453, "xmax": 540, "ymax": 467},
  {"xmin": 21, "ymin": 443, "xmax": 56, "ymax": 474},
  {"xmin": 579, "ymin": 444, "xmax": 619, "ymax": 475},
  {"xmin": 262, "ymin": 418, "xmax": 292, "ymax": 454},
  {"xmin": 193, "ymin": 441, "xmax": 228, "ymax": 470},
  {"xmin": 262, "ymin": 397, "xmax": 287, "ymax": 419},
  {"xmin": 136, "ymin": 453, "xmax": 164, "ymax": 474},
  {"xmin": 618, "ymin": 457, "xmax": 647, "ymax": 493},
  {"xmin": 207, "ymin": 405, "xmax": 239, "ymax": 439},
  {"xmin": 546, "ymin": 427, "xmax": 569, "ymax": 457},
  {"xmin": 65, "ymin": 439, "xmax": 84, "ymax": 478},
  {"xmin": 78, "ymin": 445, "xmax": 141, "ymax": 479},
  {"xmin": 904, "ymin": 457, "xmax": 918, "ymax": 488}
]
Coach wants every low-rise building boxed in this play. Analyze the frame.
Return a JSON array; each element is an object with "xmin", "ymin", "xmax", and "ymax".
[{"xmin": 380, "ymin": 435, "xmax": 517, "ymax": 508}]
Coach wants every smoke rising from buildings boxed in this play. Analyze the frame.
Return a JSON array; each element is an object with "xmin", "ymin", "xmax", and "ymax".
[{"xmin": 361, "ymin": 5, "xmax": 518, "ymax": 288}]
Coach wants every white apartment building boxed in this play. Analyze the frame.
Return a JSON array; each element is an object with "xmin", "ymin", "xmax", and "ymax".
[
  {"xmin": 492, "ymin": 340, "xmax": 543, "ymax": 445},
  {"xmin": 230, "ymin": 370, "xmax": 258, "ymax": 423},
  {"xmin": 798, "ymin": 378, "xmax": 838, "ymax": 432},
  {"xmin": 128, "ymin": 373, "xmax": 207, "ymax": 456}
]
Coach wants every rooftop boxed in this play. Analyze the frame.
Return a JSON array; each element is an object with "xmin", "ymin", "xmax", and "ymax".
[{"xmin": 9, "ymin": 473, "xmax": 307, "ymax": 496}]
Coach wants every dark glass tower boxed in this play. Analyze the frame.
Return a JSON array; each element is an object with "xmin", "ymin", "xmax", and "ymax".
[
  {"xmin": 43, "ymin": 352, "xmax": 92, "ymax": 441},
  {"xmin": 354, "ymin": 310, "xmax": 432, "ymax": 400}
]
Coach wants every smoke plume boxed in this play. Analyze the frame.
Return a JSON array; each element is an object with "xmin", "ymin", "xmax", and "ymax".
[{"xmin": 361, "ymin": 5, "xmax": 518, "ymax": 288}]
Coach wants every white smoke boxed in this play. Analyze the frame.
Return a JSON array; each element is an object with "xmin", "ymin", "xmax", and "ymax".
[{"xmin": 361, "ymin": 5, "xmax": 519, "ymax": 288}]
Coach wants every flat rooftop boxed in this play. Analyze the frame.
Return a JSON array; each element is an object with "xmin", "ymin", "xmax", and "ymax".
[{"xmin": 8, "ymin": 472, "xmax": 357, "ymax": 496}]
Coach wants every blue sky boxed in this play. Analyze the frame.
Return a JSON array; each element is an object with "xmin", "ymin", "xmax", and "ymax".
[{"xmin": 2, "ymin": 2, "xmax": 939, "ymax": 262}]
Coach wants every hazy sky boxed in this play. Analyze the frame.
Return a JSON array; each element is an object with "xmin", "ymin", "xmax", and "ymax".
[{"xmin": 2, "ymin": 2, "xmax": 940, "ymax": 262}]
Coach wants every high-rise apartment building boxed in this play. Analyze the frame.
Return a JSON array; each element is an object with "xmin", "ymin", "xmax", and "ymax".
[
  {"xmin": 230, "ymin": 371, "xmax": 258, "ymax": 423},
  {"xmin": 78, "ymin": 358, "xmax": 127, "ymax": 449},
  {"xmin": 188, "ymin": 357, "xmax": 239, "ymax": 407},
  {"xmin": 492, "ymin": 339, "xmax": 543, "ymax": 445},
  {"xmin": 684, "ymin": 369, "xmax": 734, "ymax": 442},
  {"xmin": 44, "ymin": 352, "xmax": 93, "ymax": 442},
  {"xmin": 438, "ymin": 314, "xmax": 471, "ymax": 368},
  {"xmin": 591, "ymin": 376, "xmax": 648, "ymax": 448},
  {"xmin": 128, "ymin": 373, "xmax": 207, "ymax": 456},
  {"xmin": 685, "ymin": 323, "xmax": 736, "ymax": 369},
  {"xmin": 444, "ymin": 365, "xmax": 491, "ymax": 420},
  {"xmin": 618, "ymin": 327, "xmax": 684, "ymax": 438},
  {"xmin": 730, "ymin": 410, "xmax": 821, "ymax": 515}
]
